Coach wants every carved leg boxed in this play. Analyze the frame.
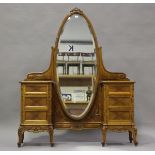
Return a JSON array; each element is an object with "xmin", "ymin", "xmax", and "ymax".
[
  {"xmin": 21, "ymin": 132, "xmax": 24, "ymax": 143},
  {"xmin": 101, "ymin": 127, "xmax": 107, "ymax": 147},
  {"xmin": 17, "ymin": 126, "xmax": 24, "ymax": 147},
  {"xmin": 132, "ymin": 127, "xmax": 138, "ymax": 146},
  {"xmin": 49, "ymin": 127, "xmax": 54, "ymax": 147},
  {"xmin": 128, "ymin": 131, "xmax": 132, "ymax": 143}
]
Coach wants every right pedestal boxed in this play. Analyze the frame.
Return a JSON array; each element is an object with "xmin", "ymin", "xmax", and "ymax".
[{"xmin": 101, "ymin": 81, "xmax": 138, "ymax": 146}]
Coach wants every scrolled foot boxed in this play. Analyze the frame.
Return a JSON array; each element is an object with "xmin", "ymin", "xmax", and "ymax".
[
  {"xmin": 49, "ymin": 127, "xmax": 54, "ymax": 147},
  {"xmin": 18, "ymin": 126, "xmax": 24, "ymax": 146},
  {"xmin": 134, "ymin": 141, "xmax": 138, "ymax": 146},
  {"xmin": 51, "ymin": 143, "xmax": 54, "ymax": 147},
  {"xmin": 101, "ymin": 142, "xmax": 105, "ymax": 147},
  {"xmin": 17, "ymin": 143, "xmax": 21, "ymax": 148},
  {"xmin": 132, "ymin": 127, "xmax": 138, "ymax": 146},
  {"xmin": 101, "ymin": 127, "xmax": 106, "ymax": 147},
  {"xmin": 129, "ymin": 131, "xmax": 132, "ymax": 143}
]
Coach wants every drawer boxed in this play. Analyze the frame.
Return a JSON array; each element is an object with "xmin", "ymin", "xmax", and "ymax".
[
  {"xmin": 108, "ymin": 111, "xmax": 131, "ymax": 121},
  {"xmin": 108, "ymin": 85, "xmax": 130, "ymax": 92},
  {"xmin": 25, "ymin": 111, "xmax": 47, "ymax": 120},
  {"xmin": 109, "ymin": 97, "xmax": 131, "ymax": 106},
  {"xmin": 24, "ymin": 84, "xmax": 48, "ymax": 93},
  {"xmin": 24, "ymin": 97, "xmax": 48, "ymax": 106},
  {"xmin": 108, "ymin": 92, "xmax": 131, "ymax": 97}
]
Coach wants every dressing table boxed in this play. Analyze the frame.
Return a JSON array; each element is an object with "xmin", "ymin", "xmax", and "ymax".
[{"xmin": 17, "ymin": 8, "xmax": 138, "ymax": 147}]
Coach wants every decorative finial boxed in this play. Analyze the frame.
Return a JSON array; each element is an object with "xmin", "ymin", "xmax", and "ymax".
[{"xmin": 70, "ymin": 8, "xmax": 83, "ymax": 14}]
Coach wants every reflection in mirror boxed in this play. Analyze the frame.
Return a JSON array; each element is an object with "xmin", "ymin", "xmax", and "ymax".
[{"xmin": 57, "ymin": 14, "xmax": 97, "ymax": 117}]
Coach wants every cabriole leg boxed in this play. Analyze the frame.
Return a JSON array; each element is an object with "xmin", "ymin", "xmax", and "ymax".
[
  {"xmin": 49, "ymin": 127, "xmax": 54, "ymax": 147},
  {"xmin": 101, "ymin": 127, "xmax": 107, "ymax": 147},
  {"xmin": 132, "ymin": 127, "xmax": 138, "ymax": 146},
  {"xmin": 17, "ymin": 126, "xmax": 24, "ymax": 147},
  {"xmin": 129, "ymin": 131, "xmax": 132, "ymax": 143}
]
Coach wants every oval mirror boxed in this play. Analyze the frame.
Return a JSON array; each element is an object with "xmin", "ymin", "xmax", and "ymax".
[{"xmin": 56, "ymin": 10, "xmax": 98, "ymax": 119}]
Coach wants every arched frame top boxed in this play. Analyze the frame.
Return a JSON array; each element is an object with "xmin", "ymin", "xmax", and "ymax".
[{"xmin": 54, "ymin": 8, "xmax": 99, "ymax": 52}]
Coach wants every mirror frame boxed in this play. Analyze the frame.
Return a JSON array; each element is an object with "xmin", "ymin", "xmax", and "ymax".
[{"xmin": 54, "ymin": 8, "xmax": 100, "ymax": 120}]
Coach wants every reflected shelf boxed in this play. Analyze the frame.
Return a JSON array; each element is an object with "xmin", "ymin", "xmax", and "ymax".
[
  {"xmin": 58, "ymin": 74, "xmax": 95, "ymax": 78},
  {"xmin": 64, "ymin": 101, "xmax": 89, "ymax": 104}
]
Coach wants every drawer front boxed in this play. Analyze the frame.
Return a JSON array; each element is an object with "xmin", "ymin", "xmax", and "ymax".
[
  {"xmin": 108, "ymin": 85, "xmax": 130, "ymax": 92},
  {"xmin": 108, "ymin": 111, "xmax": 130, "ymax": 121},
  {"xmin": 25, "ymin": 111, "xmax": 47, "ymax": 120},
  {"xmin": 108, "ymin": 97, "xmax": 131, "ymax": 106},
  {"xmin": 24, "ymin": 97, "xmax": 48, "ymax": 106},
  {"xmin": 24, "ymin": 84, "xmax": 48, "ymax": 93},
  {"xmin": 23, "ymin": 111, "xmax": 48, "ymax": 125}
]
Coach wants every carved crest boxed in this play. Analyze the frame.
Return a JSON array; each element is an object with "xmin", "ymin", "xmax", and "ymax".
[{"xmin": 70, "ymin": 7, "xmax": 83, "ymax": 14}]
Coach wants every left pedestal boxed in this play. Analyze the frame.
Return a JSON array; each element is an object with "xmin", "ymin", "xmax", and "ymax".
[{"xmin": 17, "ymin": 81, "xmax": 54, "ymax": 147}]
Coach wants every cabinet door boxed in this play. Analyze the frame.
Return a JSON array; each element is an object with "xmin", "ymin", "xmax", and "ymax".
[
  {"xmin": 103, "ymin": 82, "xmax": 134, "ymax": 126},
  {"xmin": 21, "ymin": 82, "xmax": 52, "ymax": 125}
]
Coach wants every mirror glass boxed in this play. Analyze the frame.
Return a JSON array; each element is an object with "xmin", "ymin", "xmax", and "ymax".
[{"xmin": 57, "ymin": 14, "xmax": 97, "ymax": 117}]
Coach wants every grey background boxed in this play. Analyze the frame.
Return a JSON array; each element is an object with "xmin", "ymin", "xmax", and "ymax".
[{"xmin": 0, "ymin": 3, "xmax": 155, "ymax": 150}]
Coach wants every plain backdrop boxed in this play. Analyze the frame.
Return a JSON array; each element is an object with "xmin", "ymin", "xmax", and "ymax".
[{"xmin": 0, "ymin": 3, "xmax": 155, "ymax": 150}]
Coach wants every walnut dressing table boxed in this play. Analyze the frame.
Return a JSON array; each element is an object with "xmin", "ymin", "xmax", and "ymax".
[{"xmin": 17, "ymin": 8, "xmax": 138, "ymax": 147}]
